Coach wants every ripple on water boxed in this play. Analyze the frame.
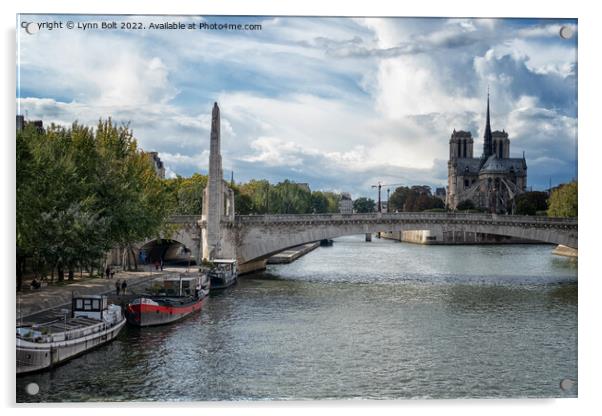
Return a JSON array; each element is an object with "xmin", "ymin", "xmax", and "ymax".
[{"xmin": 17, "ymin": 238, "xmax": 577, "ymax": 401}]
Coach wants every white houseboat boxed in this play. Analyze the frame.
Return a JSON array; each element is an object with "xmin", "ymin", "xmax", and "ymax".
[{"xmin": 16, "ymin": 295, "xmax": 126, "ymax": 375}]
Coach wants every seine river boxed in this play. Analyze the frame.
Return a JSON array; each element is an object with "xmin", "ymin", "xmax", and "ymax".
[{"xmin": 17, "ymin": 236, "xmax": 577, "ymax": 402}]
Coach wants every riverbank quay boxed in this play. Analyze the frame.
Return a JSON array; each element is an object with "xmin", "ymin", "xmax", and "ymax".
[
  {"xmin": 553, "ymin": 244, "xmax": 578, "ymax": 258},
  {"xmin": 16, "ymin": 270, "xmax": 168, "ymax": 321},
  {"xmin": 267, "ymin": 242, "xmax": 320, "ymax": 264},
  {"xmin": 380, "ymin": 230, "xmax": 543, "ymax": 245}
]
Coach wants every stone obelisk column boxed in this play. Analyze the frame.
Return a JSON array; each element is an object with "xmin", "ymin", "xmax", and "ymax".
[{"xmin": 202, "ymin": 102, "xmax": 224, "ymax": 261}]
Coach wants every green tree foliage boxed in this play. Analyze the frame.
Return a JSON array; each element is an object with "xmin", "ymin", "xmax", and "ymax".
[
  {"xmin": 310, "ymin": 191, "xmax": 329, "ymax": 213},
  {"xmin": 16, "ymin": 120, "xmax": 170, "ymax": 289},
  {"xmin": 322, "ymin": 192, "xmax": 341, "ymax": 213},
  {"xmin": 164, "ymin": 173, "xmax": 208, "ymax": 215},
  {"xmin": 456, "ymin": 199, "xmax": 476, "ymax": 211},
  {"xmin": 269, "ymin": 180, "xmax": 312, "ymax": 214},
  {"xmin": 548, "ymin": 181, "xmax": 578, "ymax": 218},
  {"xmin": 388, "ymin": 186, "xmax": 445, "ymax": 212},
  {"xmin": 514, "ymin": 191, "xmax": 548, "ymax": 215},
  {"xmin": 353, "ymin": 197, "xmax": 376, "ymax": 213},
  {"xmin": 231, "ymin": 180, "xmax": 341, "ymax": 214}
]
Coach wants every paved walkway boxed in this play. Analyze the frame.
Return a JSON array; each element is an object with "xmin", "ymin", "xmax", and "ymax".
[
  {"xmin": 267, "ymin": 242, "xmax": 320, "ymax": 264},
  {"xmin": 16, "ymin": 269, "xmax": 174, "ymax": 321}
]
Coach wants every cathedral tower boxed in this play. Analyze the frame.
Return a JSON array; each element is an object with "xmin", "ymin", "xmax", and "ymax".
[
  {"xmin": 446, "ymin": 92, "xmax": 527, "ymax": 212},
  {"xmin": 482, "ymin": 91, "xmax": 493, "ymax": 159}
]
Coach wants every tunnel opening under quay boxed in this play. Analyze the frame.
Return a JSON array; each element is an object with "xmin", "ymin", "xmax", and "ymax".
[{"xmin": 138, "ymin": 238, "xmax": 196, "ymax": 267}]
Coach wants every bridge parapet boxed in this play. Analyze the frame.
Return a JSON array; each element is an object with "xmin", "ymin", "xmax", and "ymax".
[
  {"xmin": 234, "ymin": 212, "xmax": 577, "ymax": 229},
  {"xmin": 164, "ymin": 213, "xmax": 577, "ymax": 266}
]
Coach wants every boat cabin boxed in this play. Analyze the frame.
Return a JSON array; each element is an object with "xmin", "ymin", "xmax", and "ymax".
[
  {"xmin": 71, "ymin": 295, "xmax": 108, "ymax": 320},
  {"xmin": 212, "ymin": 259, "xmax": 237, "ymax": 275},
  {"xmin": 161, "ymin": 275, "xmax": 204, "ymax": 297}
]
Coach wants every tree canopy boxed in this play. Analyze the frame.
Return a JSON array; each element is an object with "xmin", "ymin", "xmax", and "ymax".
[
  {"xmin": 548, "ymin": 181, "xmax": 578, "ymax": 218},
  {"xmin": 388, "ymin": 186, "xmax": 445, "ymax": 212},
  {"xmin": 230, "ymin": 180, "xmax": 341, "ymax": 215},
  {"xmin": 164, "ymin": 173, "xmax": 208, "ymax": 215},
  {"xmin": 353, "ymin": 197, "xmax": 376, "ymax": 213},
  {"xmin": 514, "ymin": 191, "xmax": 548, "ymax": 215},
  {"xmin": 456, "ymin": 200, "xmax": 476, "ymax": 211},
  {"xmin": 16, "ymin": 120, "xmax": 171, "ymax": 288}
]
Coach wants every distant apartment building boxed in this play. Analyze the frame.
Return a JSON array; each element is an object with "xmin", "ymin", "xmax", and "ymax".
[
  {"xmin": 339, "ymin": 192, "xmax": 353, "ymax": 214},
  {"xmin": 147, "ymin": 151, "xmax": 165, "ymax": 179},
  {"xmin": 16, "ymin": 115, "xmax": 43, "ymax": 132}
]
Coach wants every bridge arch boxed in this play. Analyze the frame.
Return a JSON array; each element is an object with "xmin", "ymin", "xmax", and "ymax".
[
  {"xmin": 129, "ymin": 217, "xmax": 202, "ymax": 267},
  {"xmin": 138, "ymin": 238, "xmax": 196, "ymax": 266}
]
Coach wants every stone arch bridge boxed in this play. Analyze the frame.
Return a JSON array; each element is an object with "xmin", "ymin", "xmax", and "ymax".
[
  {"xmin": 146, "ymin": 212, "xmax": 577, "ymax": 270},
  {"xmin": 122, "ymin": 104, "xmax": 577, "ymax": 271}
]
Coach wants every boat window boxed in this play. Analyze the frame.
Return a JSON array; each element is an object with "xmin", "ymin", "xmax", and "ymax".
[
  {"xmin": 92, "ymin": 299, "xmax": 100, "ymax": 310},
  {"xmin": 76, "ymin": 299, "xmax": 83, "ymax": 309},
  {"xmin": 84, "ymin": 299, "xmax": 92, "ymax": 310}
]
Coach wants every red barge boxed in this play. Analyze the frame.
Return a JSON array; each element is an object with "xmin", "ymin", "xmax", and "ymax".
[{"xmin": 125, "ymin": 274, "xmax": 209, "ymax": 327}]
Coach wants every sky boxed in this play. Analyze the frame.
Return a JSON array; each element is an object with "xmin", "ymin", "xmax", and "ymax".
[{"xmin": 17, "ymin": 15, "xmax": 577, "ymax": 198}]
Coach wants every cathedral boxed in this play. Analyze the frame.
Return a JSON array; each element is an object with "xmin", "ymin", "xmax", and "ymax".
[{"xmin": 447, "ymin": 94, "xmax": 527, "ymax": 213}]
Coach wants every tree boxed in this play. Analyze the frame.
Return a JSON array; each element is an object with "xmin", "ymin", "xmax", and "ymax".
[
  {"xmin": 231, "ymin": 180, "xmax": 342, "ymax": 215},
  {"xmin": 389, "ymin": 186, "xmax": 445, "ymax": 212},
  {"xmin": 16, "ymin": 119, "xmax": 172, "ymax": 288},
  {"xmin": 164, "ymin": 173, "xmax": 207, "ymax": 215},
  {"xmin": 310, "ymin": 192, "xmax": 329, "ymax": 213},
  {"xmin": 456, "ymin": 199, "xmax": 476, "ymax": 211},
  {"xmin": 548, "ymin": 182, "xmax": 578, "ymax": 218},
  {"xmin": 353, "ymin": 197, "xmax": 376, "ymax": 213},
  {"xmin": 388, "ymin": 186, "xmax": 411, "ymax": 212},
  {"xmin": 234, "ymin": 191, "xmax": 254, "ymax": 215},
  {"xmin": 322, "ymin": 192, "xmax": 341, "ymax": 213},
  {"xmin": 238, "ymin": 179, "xmax": 271, "ymax": 214},
  {"xmin": 270, "ymin": 180, "xmax": 311, "ymax": 214},
  {"xmin": 514, "ymin": 191, "xmax": 548, "ymax": 215}
]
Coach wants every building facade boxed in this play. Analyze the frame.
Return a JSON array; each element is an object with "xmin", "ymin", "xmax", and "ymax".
[
  {"xmin": 16, "ymin": 115, "xmax": 43, "ymax": 132},
  {"xmin": 339, "ymin": 192, "xmax": 353, "ymax": 214},
  {"xmin": 447, "ymin": 95, "xmax": 527, "ymax": 213},
  {"xmin": 147, "ymin": 151, "xmax": 166, "ymax": 179}
]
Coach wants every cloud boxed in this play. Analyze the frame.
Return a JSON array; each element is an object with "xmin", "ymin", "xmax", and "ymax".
[
  {"xmin": 473, "ymin": 49, "xmax": 576, "ymax": 117},
  {"xmin": 517, "ymin": 23, "xmax": 577, "ymax": 39},
  {"xmin": 18, "ymin": 16, "xmax": 578, "ymax": 195}
]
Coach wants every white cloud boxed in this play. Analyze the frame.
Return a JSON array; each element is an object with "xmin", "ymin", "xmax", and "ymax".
[
  {"xmin": 17, "ymin": 16, "xmax": 578, "ymax": 194},
  {"xmin": 160, "ymin": 151, "xmax": 210, "ymax": 172},
  {"xmin": 518, "ymin": 23, "xmax": 577, "ymax": 39}
]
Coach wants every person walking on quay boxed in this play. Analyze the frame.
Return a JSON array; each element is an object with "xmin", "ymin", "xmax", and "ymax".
[
  {"xmin": 121, "ymin": 279, "xmax": 127, "ymax": 295},
  {"xmin": 115, "ymin": 280, "xmax": 121, "ymax": 296},
  {"xmin": 105, "ymin": 266, "xmax": 111, "ymax": 279},
  {"xmin": 110, "ymin": 270, "xmax": 115, "ymax": 279}
]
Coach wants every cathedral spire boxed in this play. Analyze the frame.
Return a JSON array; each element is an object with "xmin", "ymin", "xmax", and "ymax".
[{"xmin": 483, "ymin": 89, "xmax": 493, "ymax": 158}]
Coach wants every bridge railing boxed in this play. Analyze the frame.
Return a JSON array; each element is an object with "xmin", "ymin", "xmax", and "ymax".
[
  {"xmin": 166, "ymin": 213, "xmax": 577, "ymax": 228},
  {"xmin": 234, "ymin": 212, "xmax": 577, "ymax": 226}
]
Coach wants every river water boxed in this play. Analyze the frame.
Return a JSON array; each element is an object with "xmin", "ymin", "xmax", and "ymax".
[{"xmin": 17, "ymin": 236, "xmax": 578, "ymax": 402}]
